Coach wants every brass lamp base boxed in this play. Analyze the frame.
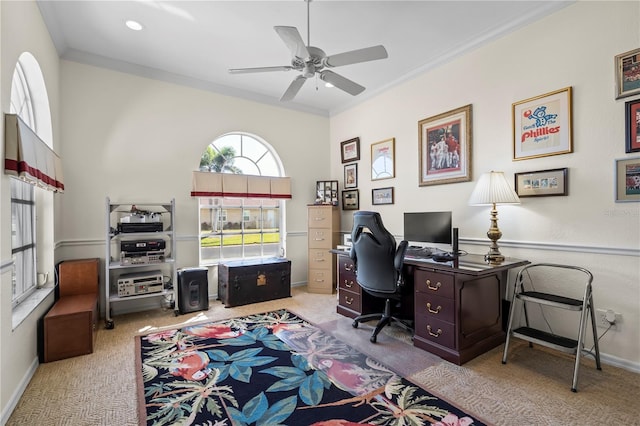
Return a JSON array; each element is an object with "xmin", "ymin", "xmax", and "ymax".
[{"xmin": 485, "ymin": 203, "xmax": 504, "ymax": 264}]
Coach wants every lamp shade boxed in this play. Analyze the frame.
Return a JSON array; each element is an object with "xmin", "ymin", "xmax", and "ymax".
[{"xmin": 468, "ymin": 171, "xmax": 520, "ymax": 205}]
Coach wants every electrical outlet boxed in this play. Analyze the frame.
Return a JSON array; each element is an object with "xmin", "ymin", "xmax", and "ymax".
[{"xmin": 595, "ymin": 308, "xmax": 621, "ymax": 331}]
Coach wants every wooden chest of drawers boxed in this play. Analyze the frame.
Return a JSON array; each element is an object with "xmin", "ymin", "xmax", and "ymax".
[
  {"xmin": 307, "ymin": 205, "xmax": 340, "ymax": 294},
  {"xmin": 411, "ymin": 265, "xmax": 504, "ymax": 365},
  {"xmin": 218, "ymin": 257, "xmax": 291, "ymax": 307}
]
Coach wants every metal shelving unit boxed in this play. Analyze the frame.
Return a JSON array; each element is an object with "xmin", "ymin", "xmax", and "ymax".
[{"xmin": 104, "ymin": 197, "xmax": 177, "ymax": 328}]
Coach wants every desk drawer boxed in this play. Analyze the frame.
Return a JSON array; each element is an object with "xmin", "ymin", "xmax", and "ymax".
[
  {"xmin": 414, "ymin": 270, "xmax": 454, "ymax": 299},
  {"xmin": 338, "ymin": 288, "xmax": 362, "ymax": 312},
  {"xmin": 338, "ymin": 256, "xmax": 356, "ymax": 278},
  {"xmin": 415, "ymin": 291, "xmax": 455, "ymax": 323},
  {"xmin": 339, "ymin": 274, "xmax": 358, "ymax": 292},
  {"xmin": 415, "ymin": 315, "xmax": 455, "ymax": 349}
]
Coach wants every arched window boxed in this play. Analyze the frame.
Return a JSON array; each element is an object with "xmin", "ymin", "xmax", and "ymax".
[
  {"xmin": 9, "ymin": 52, "xmax": 53, "ymax": 308},
  {"xmin": 198, "ymin": 133, "xmax": 286, "ymax": 264}
]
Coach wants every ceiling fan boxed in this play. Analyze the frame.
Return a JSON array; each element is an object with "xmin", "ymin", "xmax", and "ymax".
[{"xmin": 229, "ymin": 0, "xmax": 388, "ymax": 102}]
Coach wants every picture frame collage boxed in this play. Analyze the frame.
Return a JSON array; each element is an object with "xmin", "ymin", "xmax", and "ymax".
[
  {"xmin": 329, "ymin": 48, "xmax": 640, "ymax": 208},
  {"xmin": 615, "ymin": 48, "xmax": 640, "ymax": 203}
]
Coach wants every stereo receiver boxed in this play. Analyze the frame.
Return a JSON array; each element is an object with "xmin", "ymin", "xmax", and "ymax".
[
  {"xmin": 117, "ymin": 270, "xmax": 163, "ymax": 297},
  {"xmin": 120, "ymin": 239, "xmax": 166, "ymax": 253},
  {"xmin": 120, "ymin": 250, "xmax": 165, "ymax": 265}
]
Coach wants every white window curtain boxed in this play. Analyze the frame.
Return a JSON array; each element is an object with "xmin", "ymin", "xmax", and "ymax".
[
  {"xmin": 4, "ymin": 113, "xmax": 64, "ymax": 192},
  {"xmin": 191, "ymin": 171, "xmax": 291, "ymax": 199}
]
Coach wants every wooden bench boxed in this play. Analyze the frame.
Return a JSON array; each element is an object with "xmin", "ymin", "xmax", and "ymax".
[{"xmin": 44, "ymin": 258, "xmax": 99, "ymax": 362}]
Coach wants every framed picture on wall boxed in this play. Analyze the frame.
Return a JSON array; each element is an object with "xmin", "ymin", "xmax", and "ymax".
[
  {"xmin": 418, "ymin": 104, "xmax": 472, "ymax": 186},
  {"xmin": 315, "ymin": 180, "xmax": 338, "ymax": 205},
  {"xmin": 344, "ymin": 163, "xmax": 358, "ymax": 189},
  {"xmin": 372, "ymin": 187, "xmax": 394, "ymax": 205},
  {"xmin": 341, "ymin": 137, "xmax": 360, "ymax": 163},
  {"xmin": 615, "ymin": 48, "xmax": 640, "ymax": 99},
  {"xmin": 513, "ymin": 87, "xmax": 573, "ymax": 161},
  {"xmin": 615, "ymin": 157, "xmax": 640, "ymax": 202},
  {"xmin": 342, "ymin": 189, "xmax": 359, "ymax": 210},
  {"xmin": 371, "ymin": 138, "xmax": 395, "ymax": 180},
  {"xmin": 514, "ymin": 168, "xmax": 568, "ymax": 197},
  {"xmin": 626, "ymin": 99, "xmax": 640, "ymax": 153}
]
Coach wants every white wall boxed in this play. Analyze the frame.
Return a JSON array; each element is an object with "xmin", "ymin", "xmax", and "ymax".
[
  {"xmin": 0, "ymin": 0, "xmax": 61, "ymax": 422},
  {"xmin": 330, "ymin": 1, "xmax": 640, "ymax": 367},
  {"xmin": 56, "ymin": 60, "xmax": 329, "ymax": 299}
]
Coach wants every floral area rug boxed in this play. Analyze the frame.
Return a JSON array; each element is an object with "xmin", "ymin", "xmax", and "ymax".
[{"xmin": 135, "ymin": 309, "xmax": 486, "ymax": 425}]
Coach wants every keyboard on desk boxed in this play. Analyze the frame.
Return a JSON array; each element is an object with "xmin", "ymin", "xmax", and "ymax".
[{"xmin": 404, "ymin": 246, "xmax": 433, "ymax": 259}]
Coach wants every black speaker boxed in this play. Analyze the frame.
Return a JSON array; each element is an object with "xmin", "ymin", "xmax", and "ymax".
[
  {"xmin": 177, "ymin": 267, "xmax": 209, "ymax": 314},
  {"xmin": 452, "ymin": 227, "xmax": 459, "ymax": 256}
]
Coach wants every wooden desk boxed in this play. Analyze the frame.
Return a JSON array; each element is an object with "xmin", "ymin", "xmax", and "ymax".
[{"xmin": 333, "ymin": 249, "xmax": 528, "ymax": 365}]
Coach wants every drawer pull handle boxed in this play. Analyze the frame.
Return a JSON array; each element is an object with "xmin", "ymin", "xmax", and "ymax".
[
  {"xmin": 426, "ymin": 303, "xmax": 441, "ymax": 314},
  {"xmin": 427, "ymin": 325, "xmax": 442, "ymax": 338},
  {"xmin": 314, "ymin": 238, "xmax": 325, "ymax": 241},
  {"xmin": 426, "ymin": 280, "xmax": 441, "ymax": 291},
  {"xmin": 344, "ymin": 280, "xmax": 353, "ymax": 288},
  {"xmin": 344, "ymin": 297, "xmax": 354, "ymax": 305},
  {"xmin": 315, "ymin": 278, "xmax": 325, "ymax": 282},
  {"xmin": 314, "ymin": 258, "xmax": 325, "ymax": 262},
  {"xmin": 344, "ymin": 264, "xmax": 354, "ymax": 271},
  {"xmin": 314, "ymin": 217, "xmax": 326, "ymax": 221}
]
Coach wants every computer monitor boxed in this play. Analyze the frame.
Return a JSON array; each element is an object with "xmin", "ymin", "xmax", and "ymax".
[{"xmin": 403, "ymin": 211, "xmax": 453, "ymax": 245}]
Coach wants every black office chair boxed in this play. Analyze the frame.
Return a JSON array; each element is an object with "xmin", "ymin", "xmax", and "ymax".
[{"xmin": 350, "ymin": 211, "xmax": 413, "ymax": 343}]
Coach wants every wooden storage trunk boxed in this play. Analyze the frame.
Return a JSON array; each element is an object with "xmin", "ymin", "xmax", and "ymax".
[{"xmin": 218, "ymin": 258, "xmax": 291, "ymax": 307}]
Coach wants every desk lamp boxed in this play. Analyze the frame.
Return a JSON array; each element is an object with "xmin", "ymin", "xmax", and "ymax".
[{"xmin": 468, "ymin": 171, "xmax": 520, "ymax": 264}]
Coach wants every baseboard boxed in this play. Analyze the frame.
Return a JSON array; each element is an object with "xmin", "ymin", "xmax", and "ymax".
[{"xmin": 0, "ymin": 356, "xmax": 38, "ymax": 425}]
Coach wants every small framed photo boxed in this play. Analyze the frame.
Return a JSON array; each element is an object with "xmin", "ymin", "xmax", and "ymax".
[
  {"xmin": 418, "ymin": 104, "xmax": 472, "ymax": 186},
  {"xmin": 344, "ymin": 163, "xmax": 358, "ymax": 189},
  {"xmin": 372, "ymin": 187, "xmax": 394, "ymax": 205},
  {"xmin": 513, "ymin": 87, "xmax": 572, "ymax": 161},
  {"xmin": 615, "ymin": 48, "xmax": 640, "ymax": 100},
  {"xmin": 371, "ymin": 138, "xmax": 395, "ymax": 180},
  {"xmin": 342, "ymin": 189, "xmax": 359, "ymax": 210},
  {"xmin": 315, "ymin": 180, "xmax": 338, "ymax": 205},
  {"xmin": 626, "ymin": 99, "xmax": 640, "ymax": 153},
  {"xmin": 515, "ymin": 168, "xmax": 568, "ymax": 197},
  {"xmin": 341, "ymin": 137, "xmax": 360, "ymax": 163},
  {"xmin": 615, "ymin": 158, "xmax": 640, "ymax": 202}
]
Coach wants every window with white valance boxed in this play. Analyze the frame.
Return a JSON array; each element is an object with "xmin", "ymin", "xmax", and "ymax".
[
  {"xmin": 4, "ymin": 113, "xmax": 64, "ymax": 193},
  {"xmin": 195, "ymin": 132, "xmax": 290, "ymax": 265}
]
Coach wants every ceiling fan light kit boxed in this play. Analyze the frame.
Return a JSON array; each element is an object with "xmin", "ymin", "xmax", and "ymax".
[{"xmin": 229, "ymin": 0, "xmax": 388, "ymax": 102}]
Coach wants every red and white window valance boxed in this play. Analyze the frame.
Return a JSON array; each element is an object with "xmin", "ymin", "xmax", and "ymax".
[
  {"xmin": 191, "ymin": 171, "xmax": 291, "ymax": 199},
  {"xmin": 4, "ymin": 114, "xmax": 64, "ymax": 193}
]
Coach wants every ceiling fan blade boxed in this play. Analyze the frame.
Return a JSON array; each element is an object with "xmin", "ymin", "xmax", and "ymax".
[
  {"xmin": 324, "ymin": 45, "xmax": 388, "ymax": 68},
  {"xmin": 280, "ymin": 75, "xmax": 307, "ymax": 101},
  {"xmin": 274, "ymin": 26, "xmax": 310, "ymax": 59},
  {"xmin": 319, "ymin": 70, "xmax": 365, "ymax": 96},
  {"xmin": 229, "ymin": 66, "xmax": 294, "ymax": 74}
]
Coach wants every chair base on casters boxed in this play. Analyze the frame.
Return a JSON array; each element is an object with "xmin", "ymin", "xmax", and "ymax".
[{"xmin": 352, "ymin": 298, "xmax": 413, "ymax": 343}]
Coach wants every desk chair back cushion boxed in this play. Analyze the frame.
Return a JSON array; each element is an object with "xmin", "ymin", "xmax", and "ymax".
[{"xmin": 350, "ymin": 211, "xmax": 407, "ymax": 296}]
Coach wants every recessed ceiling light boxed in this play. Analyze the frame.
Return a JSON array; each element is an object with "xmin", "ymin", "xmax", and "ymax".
[{"xmin": 125, "ymin": 20, "xmax": 144, "ymax": 31}]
